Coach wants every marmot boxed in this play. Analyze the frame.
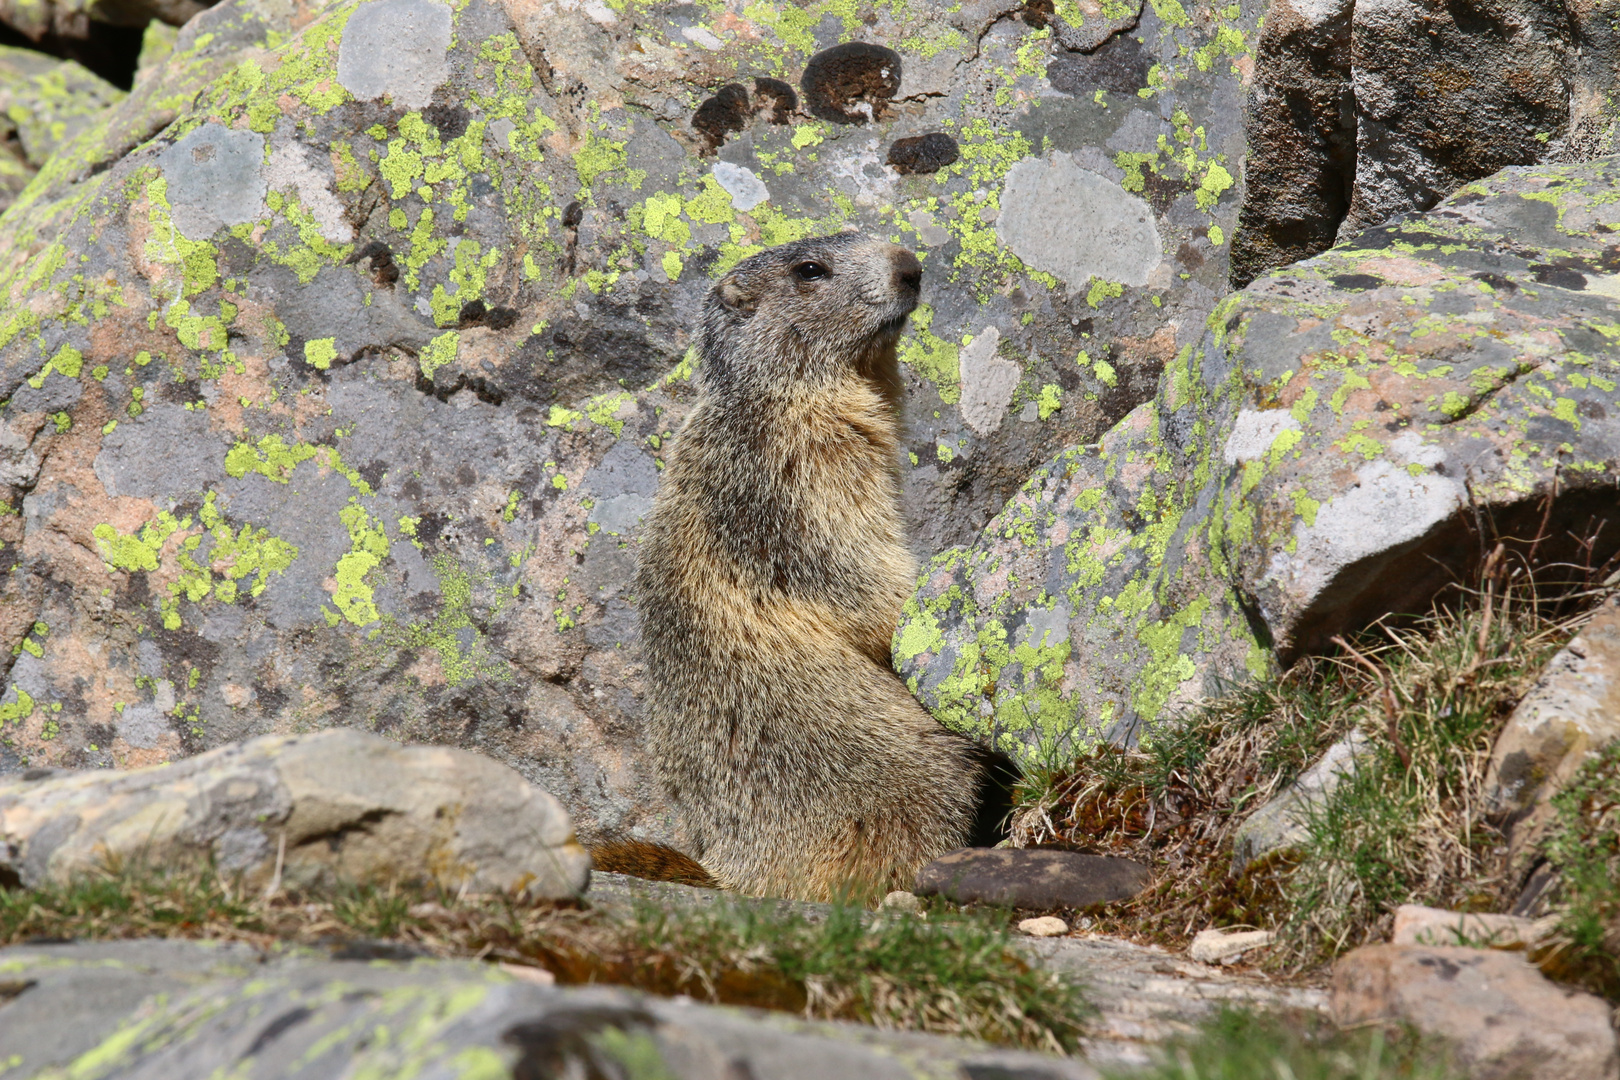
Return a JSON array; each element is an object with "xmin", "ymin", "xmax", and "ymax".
[{"xmin": 633, "ymin": 232, "xmax": 1012, "ymax": 901}]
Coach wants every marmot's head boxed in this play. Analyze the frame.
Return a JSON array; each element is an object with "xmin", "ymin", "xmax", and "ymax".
[{"xmin": 698, "ymin": 232, "xmax": 922, "ymax": 395}]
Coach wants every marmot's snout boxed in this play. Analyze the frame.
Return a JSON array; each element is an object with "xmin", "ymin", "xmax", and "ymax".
[{"xmin": 890, "ymin": 246, "xmax": 922, "ymax": 298}]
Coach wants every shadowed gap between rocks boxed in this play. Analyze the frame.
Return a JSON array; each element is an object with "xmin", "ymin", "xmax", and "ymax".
[
  {"xmin": 1279, "ymin": 487, "xmax": 1620, "ymax": 665},
  {"xmin": 1230, "ymin": 0, "xmax": 1604, "ymax": 290}
]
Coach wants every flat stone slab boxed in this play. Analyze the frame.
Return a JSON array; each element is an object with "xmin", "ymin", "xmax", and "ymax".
[
  {"xmin": 914, "ymin": 849, "xmax": 1150, "ymax": 909},
  {"xmin": 0, "ymin": 728, "xmax": 590, "ymax": 900},
  {"xmin": 1031, "ymin": 935, "xmax": 1329, "ymax": 1070},
  {"xmin": 556, "ymin": 871, "xmax": 1331, "ymax": 1072},
  {"xmin": 0, "ymin": 938, "xmax": 1100, "ymax": 1080}
]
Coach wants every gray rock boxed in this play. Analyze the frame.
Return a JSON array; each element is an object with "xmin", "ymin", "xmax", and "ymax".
[
  {"xmin": 898, "ymin": 155, "xmax": 1620, "ymax": 762},
  {"xmin": 1231, "ymin": 732, "xmax": 1370, "ymax": 870},
  {"xmin": 0, "ymin": 0, "xmax": 1261, "ymax": 846},
  {"xmin": 914, "ymin": 848, "xmax": 1149, "ymax": 909},
  {"xmin": 0, "ymin": 938, "xmax": 1101, "ymax": 1080},
  {"xmin": 1029, "ymin": 933, "xmax": 1329, "ymax": 1069},
  {"xmin": 0, "ymin": 728, "xmax": 591, "ymax": 899},
  {"xmin": 0, "ymin": 46, "xmax": 124, "ymax": 183},
  {"xmin": 1331, "ymin": 945, "xmax": 1620, "ymax": 1080},
  {"xmin": 1230, "ymin": 0, "xmax": 1620, "ymax": 286}
]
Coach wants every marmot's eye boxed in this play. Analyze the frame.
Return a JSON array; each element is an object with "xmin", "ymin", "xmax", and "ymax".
[{"xmin": 793, "ymin": 261, "xmax": 829, "ymax": 281}]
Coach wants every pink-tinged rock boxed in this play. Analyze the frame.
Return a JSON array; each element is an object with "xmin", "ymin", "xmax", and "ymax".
[
  {"xmin": 1390, "ymin": 904, "xmax": 1552, "ymax": 951},
  {"xmin": 1332, "ymin": 945, "xmax": 1619, "ymax": 1080},
  {"xmin": 1486, "ymin": 595, "xmax": 1620, "ymax": 867}
]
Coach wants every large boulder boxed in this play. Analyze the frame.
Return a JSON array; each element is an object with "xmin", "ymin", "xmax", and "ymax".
[
  {"xmin": 1230, "ymin": 0, "xmax": 1620, "ymax": 287},
  {"xmin": 0, "ymin": 727, "xmax": 592, "ymax": 897},
  {"xmin": 0, "ymin": 0, "xmax": 1263, "ymax": 843},
  {"xmin": 0, "ymin": 46, "xmax": 124, "ymax": 212},
  {"xmin": 898, "ymin": 155, "xmax": 1620, "ymax": 761}
]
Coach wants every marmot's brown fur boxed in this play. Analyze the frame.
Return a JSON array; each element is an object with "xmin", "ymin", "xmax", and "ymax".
[{"xmin": 634, "ymin": 232, "xmax": 1000, "ymax": 901}]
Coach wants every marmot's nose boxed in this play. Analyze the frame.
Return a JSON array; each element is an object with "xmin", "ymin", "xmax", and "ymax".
[{"xmin": 890, "ymin": 247, "xmax": 922, "ymax": 295}]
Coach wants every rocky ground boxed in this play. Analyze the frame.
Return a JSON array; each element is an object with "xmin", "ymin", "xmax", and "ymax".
[{"xmin": 2, "ymin": 0, "xmax": 1620, "ymax": 1074}]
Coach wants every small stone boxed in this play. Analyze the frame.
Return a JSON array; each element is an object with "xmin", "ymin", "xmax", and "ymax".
[
  {"xmin": 880, "ymin": 890, "xmax": 922, "ymax": 913},
  {"xmin": 1485, "ymin": 595, "xmax": 1620, "ymax": 870},
  {"xmin": 1188, "ymin": 928, "xmax": 1274, "ymax": 965},
  {"xmin": 1332, "ymin": 945, "xmax": 1619, "ymax": 1080},
  {"xmin": 914, "ymin": 848, "xmax": 1149, "ymax": 909},
  {"xmin": 497, "ymin": 962, "xmax": 557, "ymax": 985},
  {"xmin": 1232, "ymin": 733, "xmax": 1372, "ymax": 870},
  {"xmin": 1390, "ymin": 904, "xmax": 1551, "ymax": 951},
  {"xmin": 1018, "ymin": 916, "xmax": 1069, "ymax": 937}
]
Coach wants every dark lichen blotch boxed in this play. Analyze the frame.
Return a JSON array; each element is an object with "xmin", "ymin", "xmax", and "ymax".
[
  {"xmin": 751, "ymin": 77, "xmax": 798, "ymax": 123},
  {"xmin": 887, "ymin": 133, "xmax": 959, "ymax": 175},
  {"xmin": 801, "ymin": 43, "xmax": 902, "ymax": 125},
  {"xmin": 692, "ymin": 83, "xmax": 751, "ymax": 149}
]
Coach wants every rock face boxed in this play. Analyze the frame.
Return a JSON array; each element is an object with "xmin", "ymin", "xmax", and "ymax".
[
  {"xmin": 0, "ymin": 727, "xmax": 591, "ymax": 898},
  {"xmin": 1229, "ymin": 0, "xmax": 1620, "ymax": 287},
  {"xmin": 1486, "ymin": 594, "xmax": 1620, "ymax": 870},
  {"xmin": 0, "ymin": 938, "xmax": 1102, "ymax": 1080},
  {"xmin": 898, "ymin": 155, "xmax": 1620, "ymax": 761},
  {"xmin": 914, "ymin": 847, "xmax": 1149, "ymax": 909},
  {"xmin": 0, "ymin": 0, "xmax": 1262, "ymax": 845},
  {"xmin": 1331, "ymin": 944, "xmax": 1620, "ymax": 1080}
]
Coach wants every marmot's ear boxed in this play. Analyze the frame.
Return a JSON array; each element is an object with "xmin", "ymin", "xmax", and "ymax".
[{"xmin": 716, "ymin": 276, "xmax": 755, "ymax": 313}]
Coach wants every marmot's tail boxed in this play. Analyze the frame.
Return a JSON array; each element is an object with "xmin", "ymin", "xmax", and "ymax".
[{"xmin": 589, "ymin": 839, "xmax": 719, "ymax": 888}]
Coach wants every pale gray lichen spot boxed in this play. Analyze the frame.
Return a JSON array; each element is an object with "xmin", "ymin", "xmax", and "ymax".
[
  {"xmin": 156, "ymin": 123, "xmax": 268, "ymax": 241},
  {"xmin": 336, "ymin": 0, "xmax": 453, "ymax": 111},
  {"xmin": 958, "ymin": 325, "xmax": 1021, "ymax": 437},
  {"xmin": 908, "ymin": 209, "xmax": 950, "ymax": 247},
  {"xmin": 711, "ymin": 162, "xmax": 769, "ymax": 211},
  {"xmin": 116, "ymin": 702, "xmax": 169, "ymax": 749},
  {"xmin": 585, "ymin": 439, "xmax": 659, "ymax": 536},
  {"xmin": 1019, "ymin": 602, "xmax": 1072, "ymax": 650},
  {"xmin": 1222, "ymin": 408, "xmax": 1302, "ymax": 465},
  {"xmin": 1385, "ymin": 430, "xmax": 1446, "ymax": 470},
  {"xmin": 996, "ymin": 153, "xmax": 1162, "ymax": 288},
  {"xmin": 1268, "ymin": 460, "xmax": 1464, "ymax": 609},
  {"xmin": 264, "ymin": 141, "xmax": 355, "ymax": 244}
]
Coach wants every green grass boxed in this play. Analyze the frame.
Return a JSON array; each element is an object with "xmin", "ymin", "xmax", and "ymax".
[
  {"xmin": 1540, "ymin": 739, "xmax": 1620, "ymax": 998},
  {"xmin": 0, "ymin": 863, "xmax": 1090, "ymax": 1052},
  {"xmin": 624, "ymin": 897, "xmax": 1090, "ymax": 1051},
  {"xmin": 1104, "ymin": 1008, "xmax": 1462, "ymax": 1080},
  {"xmin": 1278, "ymin": 590, "xmax": 1568, "ymax": 963}
]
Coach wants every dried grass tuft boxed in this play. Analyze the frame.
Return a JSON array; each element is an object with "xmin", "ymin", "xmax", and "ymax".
[{"xmin": 1011, "ymin": 570, "xmax": 1604, "ymax": 969}]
